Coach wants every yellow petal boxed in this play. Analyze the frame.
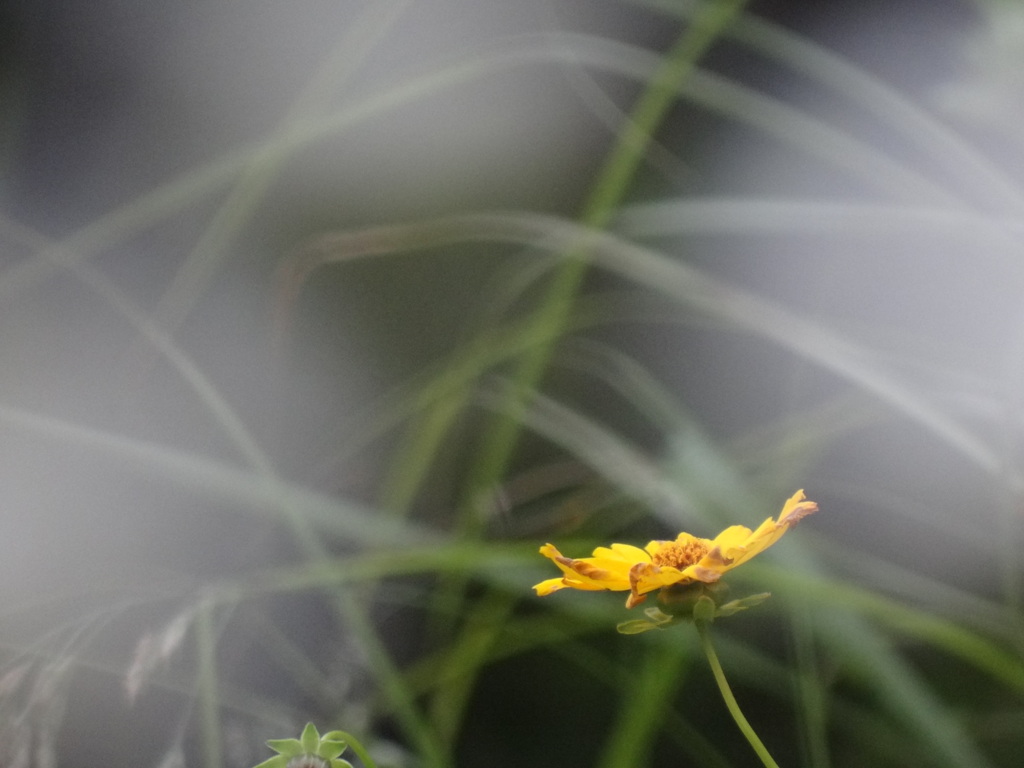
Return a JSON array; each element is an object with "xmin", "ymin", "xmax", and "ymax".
[
  {"xmin": 566, "ymin": 558, "xmax": 631, "ymax": 589},
  {"xmin": 780, "ymin": 489, "xmax": 818, "ymax": 525},
  {"xmin": 533, "ymin": 577, "xmax": 567, "ymax": 596},
  {"xmin": 706, "ymin": 525, "xmax": 754, "ymax": 559},
  {"xmin": 680, "ymin": 563, "xmax": 725, "ymax": 583},
  {"xmin": 537, "ymin": 542, "xmax": 635, "ymax": 592},
  {"xmin": 629, "ymin": 562, "xmax": 687, "ymax": 596},
  {"xmin": 606, "ymin": 543, "xmax": 651, "ymax": 562},
  {"xmin": 539, "ymin": 542, "xmax": 563, "ymax": 559}
]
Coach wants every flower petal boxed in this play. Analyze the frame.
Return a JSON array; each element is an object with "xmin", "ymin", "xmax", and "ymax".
[
  {"xmin": 535, "ymin": 543, "xmax": 633, "ymax": 592},
  {"xmin": 605, "ymin": 543, "xmax": 651, "ymax": 562},
  {"xmin": 626, "ymin": 561, "xmax": 694, "ymax": 608},
  {"xmin": 566, "ymin": 558, "xmax": 630, "ymax": 587},
  {"xmin": 780, "ymin": 488, "xmax": 818, "ymax": 525},
  {"xmin": 533, "ymin": 577, "xmax": 568, "ymax": 596},
  {"xmin": 706, "ymin": 525, "xmax": 753, "ymax": 556},
  {"xmin": 731, "ymin": 520, "xmax": 788, "ymax": 567}
]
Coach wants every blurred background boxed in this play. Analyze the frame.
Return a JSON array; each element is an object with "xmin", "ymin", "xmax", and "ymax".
[{"xmin": 1, "ymin": 1, "xmax": 1022, "ymax": 767}]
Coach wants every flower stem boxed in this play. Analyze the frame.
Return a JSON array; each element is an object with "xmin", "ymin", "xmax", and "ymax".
[
  {"xmin": 696, "ymin": 620, "xmax": 782, "ymax": 768},
  {"xmin": 330, "ymin": 731, "xmax": 379, "ymax": 768}
]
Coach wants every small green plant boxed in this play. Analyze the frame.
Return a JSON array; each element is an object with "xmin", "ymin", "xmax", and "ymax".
[{"xmin": 253, "ymin": 723, "xmax": 378, "ymax": 768}]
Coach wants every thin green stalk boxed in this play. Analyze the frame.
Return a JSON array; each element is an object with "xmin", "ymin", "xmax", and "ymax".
[
  {"xmin": 121, "ymin": 0, "xmax": 413, "ymax": 383},
  {"xmin": 596, "ymin": 639, "xmax": 690, "ymax": 768},
  {"xmin": 330, "ymin": 730, "xmax": 380, "ymax": 768},
  {"xmin": 696, "ymin": 620, "xmax": 781, "ymax": 768},
  {"xmin": 332, "ymin": 588, "xmax": 450, "ymax": 768},
  {"xmin": 463, "ymin": 0, "xmax": 749, "ymax": 506},
  {"xmin": 789, "ymin": 603, "xmax": 831, "ymax": 768},
  {"xmin": 427, "ymin": 592, "xmax": 518, "ymax": 749},
  {"xmin": 195, "ymin": 598, "xmax": 224, "ymax": 768}
]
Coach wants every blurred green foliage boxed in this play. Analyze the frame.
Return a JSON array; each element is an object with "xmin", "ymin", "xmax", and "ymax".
[{"xmin": 0, "ymin": 1, "xmax": 1021, "ymax": 767}]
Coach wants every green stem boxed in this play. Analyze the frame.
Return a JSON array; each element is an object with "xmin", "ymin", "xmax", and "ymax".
[
  {"xmin": 464, "ymin": 0, "xmax": 750, "ymax": 501},
  {"xmin": 195, "ymin": 598, "xmax": 224, "ymax": 768},
  {"xmin": 696, "ymin": 620, "xmax": 781, "ymax": 768},
  {"xmin": 330, "ymin": 730, "xmax": 380, "ymax": 768}
]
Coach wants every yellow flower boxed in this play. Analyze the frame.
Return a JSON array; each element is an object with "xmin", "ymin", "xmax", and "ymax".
[{"xmin": 533, "ymin": 489, "xmax": 818, "ymax": 608}]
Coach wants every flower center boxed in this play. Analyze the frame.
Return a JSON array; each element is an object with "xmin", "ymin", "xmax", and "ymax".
[
  {"xmin": 287, "ymin": 757, "xmax": 330, "ymax": 768},
  {"xmin": 651, "ymin": 539, "xmax": 710, "ymax": 569}
]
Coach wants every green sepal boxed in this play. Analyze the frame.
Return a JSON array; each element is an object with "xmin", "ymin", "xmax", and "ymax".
[
  {"xmin": 616, "ymin": 607, "xmax": 680, "ymax": 634},
  {"xmin": 658, "ymin": 581, "xmax": 729, "ymax": 618},
  {"xmin": 318, "ymin": 740, "xmax": 347, "ymax": 760},
  {"xmin": 252, "ymin": 757, "xmax": 288, "ymax": 768},
  {"xmin": 300, "ymin": 722, "xmax": 321, "ymax": 754},
  {"xmin": 716, "ymin": 592, "xmax": 771, "ymax": 617},
  {"xmin": 265, "ymin": 738, "xmax": 303, "ymax": 756},
  {"xmin": 644, "ymin": 606, "xmax": 672, "ymax": 622},
  {"xmin": 692, "ymin": 595, "xmax": 716, "ymax": 624},
  {"xmin": 617, "ymin": 619, "xmax": 661, "ymax": 634}
]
